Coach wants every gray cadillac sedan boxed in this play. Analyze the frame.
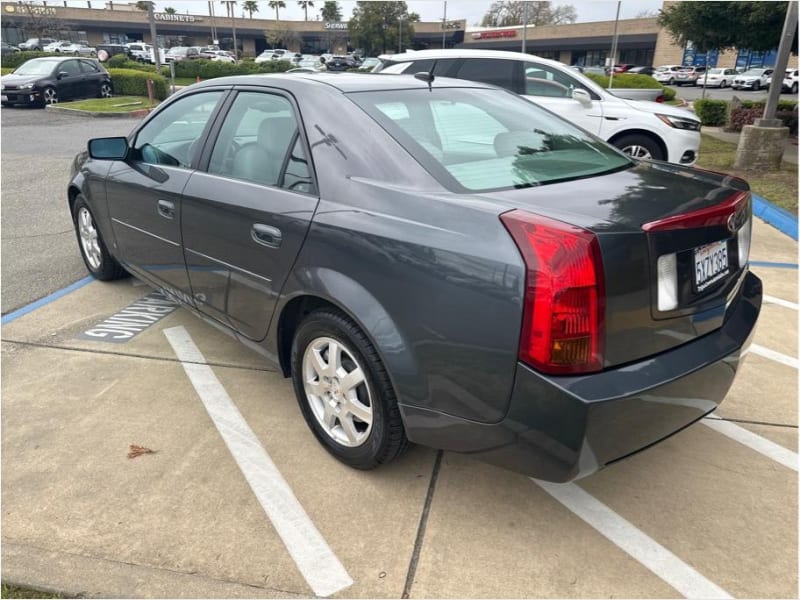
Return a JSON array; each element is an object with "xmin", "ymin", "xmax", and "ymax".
[{"xmin": 69, "ymin": 73, "xmax": 762, "ymax": 482}]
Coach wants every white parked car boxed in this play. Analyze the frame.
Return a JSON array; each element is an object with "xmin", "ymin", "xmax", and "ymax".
[
  {"xmin": 782, "ymin": 69, "xmax": 799, "ymax": 94},
  {"xmin": 376, "ymin": 49, "xmax": 701, "ymax": 164},
  {"xmin": 44, "ymin": 40, "xmax": 73, "ymax": 53},
  {"xmin": 732, "ymin": 68, "xmax": 773, "ymax": 91},
  {"xmin": 652, "ymin": 65, "xmax": 684, "ymax": 85},
  {"xmin": 699, "ymin": 68, "xmax": 737, "ymax": 88},
  {"xmin": 207, "ymin": 50, "xmax": 236, "ymax": 63}
]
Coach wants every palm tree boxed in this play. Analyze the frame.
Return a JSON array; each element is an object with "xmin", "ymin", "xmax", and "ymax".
[
  {"xmin": 163, "ymin": 6, "xmax": 176, "ymax": 14},
  {"xmin": 242, "ymin": 0, "xmax": 259, "ymax": 18},
  {"xmin": 297, "ymin": 1, "xmax": 313, "ymax": 21},
  {"xmin": 268, "ymin": 0, "xmax": 285, "ymax": 20}
]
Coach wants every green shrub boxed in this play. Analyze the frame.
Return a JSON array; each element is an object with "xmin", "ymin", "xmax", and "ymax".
[
  {"xmin": 107, "ymin": 53, "xmax": 131, "ymax": 68},
  {"xmin": 1, "ymin": 51, "xmax": 62, "ymax": 68},
  {"xmin": 105, "ymin": 58, "xmax": 157, "ymax": 73},
  {"xmin": 693, "ymin": 99, "xmax": 728, "ymax": 126},
  {"xmin": 108, "ymin": 68, "xmax": 168, "ymax": 100},
  {"xmin": 170, "ymin": 58, "xmax": 293, "ymax": 79},
  {"xmin": 662, "ymin": 86, "xmax": 676, "ymax": 102},
  {"xmin": 583, "ymin": 72, "xmax": 662, "ymax": 89}
]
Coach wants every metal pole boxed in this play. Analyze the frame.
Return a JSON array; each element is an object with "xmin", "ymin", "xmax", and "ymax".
[
  {"xmin": 442, "ymin": 1, "xmax": 447, "ymax": 48},
  {"xmin": 608, "ymin": 0, "xmax": 621, "ymax": 89},
  {"xmin": 701, "ymin": 50, "xmax": 710, "ymax": 100},
  {"xmin": 762, "ymin": 0, "xmax": 798, "ymax": 123},
  {"xmin": 398, "ymin": 16, "xmax": 402, "ymax": 53},
  {"xmin": 521, "ymin": 1, "xmax": 528, "ymax": 54},
  {"xmin": 231, "ymin": 4, "xmax": 237, "ymax": 59}
]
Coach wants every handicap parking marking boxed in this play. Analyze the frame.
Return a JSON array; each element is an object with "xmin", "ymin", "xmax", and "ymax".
[
  {"xmin": 534, "ymin": 480, "xmax": 733, "ymax": 600},
  {"xmin": 78, "ymin": 290, "xmax": 178, "ymax": 343},
  {"xmin": 702, "ymin": 417, "xmax": 798, "ymax": 471},
  {"xmin": 164, "ymin": 325, "xmax": 353, "ymax": 598}
]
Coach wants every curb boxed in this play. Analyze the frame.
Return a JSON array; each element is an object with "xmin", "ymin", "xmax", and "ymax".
[
  {"xmin": 45, "ymin": 104, "xmax": 153, "ymax": 118},
  {"xmin": 752, "ymin": 193, "xmax": 798, "ymax": 241}
]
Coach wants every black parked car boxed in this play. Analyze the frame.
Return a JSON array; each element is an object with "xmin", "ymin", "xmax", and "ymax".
[
  {"xmin": 1, "ymin": 57, "xmax": 112, "ymax": 107},
  {"xmin": 627, "ymin": 66, "xmax": 655, "ymax": 76},
  {"xmin": 1, "ymin": 41, "xmax": 20, "ymax": 56},
  {"xmin": 69, "ymin": 74, "xmax": 761, "ymax": 482},
  {"xmin": 324, "ymin": 55, "xmax": 359, "ymax": 71}
]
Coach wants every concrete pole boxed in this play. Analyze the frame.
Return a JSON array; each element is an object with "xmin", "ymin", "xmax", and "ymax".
[
  {"xmin": 608, "ymin": 1, "xmax": 621, "ymax": 89},
  {"xmin": 521, "ymin": 1, "xmax": 528, "ymax": 54},
  {"xmin": 147, "ymin": 1, "xmax": 161, "ymax": 72},
  {"xmin": 761, "ymin": 1, "xmax": 798, "ymax": 124},
  {"xmin": 442, "ymin": 1, "xmax": 446, "ymax": 48}
]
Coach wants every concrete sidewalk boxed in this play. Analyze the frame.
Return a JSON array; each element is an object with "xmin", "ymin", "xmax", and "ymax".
[{"xmin": 701, "ymin": 126, "xmax": 798, "ymax": 165}]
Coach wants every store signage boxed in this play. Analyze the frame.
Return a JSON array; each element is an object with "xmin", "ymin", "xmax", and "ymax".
[
  {"xmin": 324, "ymin": 22, "xmax": 348, "ymax": 30},
  {"xmin": 472, "ymin": 30, "xmax": 517, "ymax": 40},
  {"xmin": 154, "ymin": 13, "xmax": 199, "ymax": 23},
  {"xmin": 4, "ymin": 4, "xmax": 57, "ymax": 15}
]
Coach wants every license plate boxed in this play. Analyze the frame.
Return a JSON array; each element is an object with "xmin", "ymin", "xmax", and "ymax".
[
  {"xmin": 694, "ymin": 240, "xmax": 729, "ymax": 292},
  {"xmin": 0, "ymin": 95, "xmax": 6, "ymax": 101}
]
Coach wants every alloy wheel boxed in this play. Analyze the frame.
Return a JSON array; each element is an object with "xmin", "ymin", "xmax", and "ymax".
[
  {"xmin": 43, "ymin": 87, "xmax": 58, "ymax": 104},
  {"xmin": 621, "ymin": 144, "xmax": 652, "ymax": 159},
  {"xmin": 100, "ymin": 82, "xmax": 112, "ymax": 98},
  {"xmin": 302, "ymin": 336, "xmax": 373, "ymax": 447},
  {"xmin": 77, "ymin": 206, "xmax": 102, "ymax": 270}
]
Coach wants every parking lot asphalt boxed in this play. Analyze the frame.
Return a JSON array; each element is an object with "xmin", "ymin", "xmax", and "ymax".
[{"xmin": 1, "ymin": 106, "xmax": 797, "ymax": 599}]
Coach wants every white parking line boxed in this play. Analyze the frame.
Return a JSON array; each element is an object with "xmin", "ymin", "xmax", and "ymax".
[
  {"xmin": 703, "ymin": 418, "xmax": 798, "ymax": 472},
  {"xmin": 763, "ymin": 294, "xmax": 799, "ymax": 311},
  {"xmin": 164, "ymin": 326, "xmax": 353, "ymax": 598},
  {"xmin": 534, "ymin": 480, "xmax": 733, "ymax": 599},
  {"xmin": 750, "ymin": 343, "xmax": 799, "ymax": 369}
]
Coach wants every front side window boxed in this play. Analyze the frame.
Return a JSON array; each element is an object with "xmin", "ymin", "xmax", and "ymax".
[
  {"xmin": 132, "ymin": 91, "xmax": 223, "ymax": 168},
  {"xmin": 350, "ymin": 87, "xmax": 631, "ymax": 193},
  {"xmin": 207, "ymin": 91, "xmax": 314, "ymax": 193}
]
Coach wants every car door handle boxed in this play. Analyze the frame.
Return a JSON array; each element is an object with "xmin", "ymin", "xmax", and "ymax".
[
  {"xmin": 251, "ymin": 224, "xmax": 282, "ymax": 248},
  {"xmin": 157, "ymin": 199, "xmax": 175, "ymax": 219}
]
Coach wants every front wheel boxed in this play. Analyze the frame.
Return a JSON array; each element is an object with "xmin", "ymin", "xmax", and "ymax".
[
  {"xmin": 42, "ymin": 86, "xmax": 57, "ymax": 106},
  {"xmin": 72, "ymin": 195, "xmax": 128, "ymax": 280},
  {"xmin": 792, "ymin": 82, "xmax": 798, "ymax": 94},
  {"xmin": 291, "ymin": 309, "xmax": 408, "ymax": 470},
  {"xmin": 613, "ymin": 133, "xmax": 664, "ymax": 161},
  {"xmin": 753, "ymin": 81, "xmax": 760, "ymax": 91}
]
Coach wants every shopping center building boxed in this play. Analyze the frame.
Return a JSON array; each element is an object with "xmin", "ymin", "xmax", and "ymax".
[{"xmin": 0, "ymin": 1, "xmax": 795, "ymax": 69}]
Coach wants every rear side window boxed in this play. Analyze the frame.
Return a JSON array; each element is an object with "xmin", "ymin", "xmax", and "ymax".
[
  {"xmin": 79, "ymin": 60, "xmax": 100, "ymax": 73},
  {"xmin": 455, "ymin": 58, "xmax": 518, "ymax": 92},
  {"xmin": 350, "ymin": 87, "xmax": 631, "ymax": 193},
  {"xmin": 60, "ymin": 60, "xmax": 82, "ymax": 76}
]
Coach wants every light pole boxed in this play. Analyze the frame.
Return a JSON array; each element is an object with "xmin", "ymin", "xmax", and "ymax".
[
  {"xmin": 441, "ymin": 0, "xmax": 447, "ymax": 48},
  {"xmin": 521, "ymin": 1, "xmax": 529, "ymax": 53},
  {"xmin": 398, "ymin": 14, "xmax": 406, "ymax": 53},
  {"xmin": 608, "ymin": 0, "xmax": 621, "ymax": 89}
]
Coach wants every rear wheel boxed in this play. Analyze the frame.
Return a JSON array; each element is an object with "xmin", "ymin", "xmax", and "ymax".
[
  {"xmin": 72, "ymin": 195, "xmax": 128, "ymax": 280},
  {"xmin": 613, "ymin": 133, "xmax": 664, "ymax": 161},
  {"xmin": 290, "ymin": 309, "xmax": 408, "ymax": 470},
  {"xmin": 98, "ymin": 81, "xmax": 112, "ymax": 98}
]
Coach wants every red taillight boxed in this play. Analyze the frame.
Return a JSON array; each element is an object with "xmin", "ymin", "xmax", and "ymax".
[
  {"xmin": 655, "ymin": 94, "xmax": 665, "ymax": 103},
  {"xmin": 500, "ymin": 210, "xmax": 605, "ymax": 375}
]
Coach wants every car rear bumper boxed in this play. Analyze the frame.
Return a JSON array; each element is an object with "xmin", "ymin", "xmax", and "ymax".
[{"xmin": 401, "ymin": 270, "xmax": 762, "ymax": 482}]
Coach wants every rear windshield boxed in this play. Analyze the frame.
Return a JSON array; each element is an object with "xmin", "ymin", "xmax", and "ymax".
[{"xmin": 348, "ymin": 87, "xmax": 631, "ymax": 193}]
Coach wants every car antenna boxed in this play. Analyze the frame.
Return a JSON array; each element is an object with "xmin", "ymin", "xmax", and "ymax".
[{"xmin": 414, "ymin": 70, "xmax": 434, "ymax": 91}]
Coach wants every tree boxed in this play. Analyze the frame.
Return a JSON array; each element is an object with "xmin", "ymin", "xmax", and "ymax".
[
  {"xmin": 265, "ymin": 23, "xmax": 299, "ymax": 48},
  {"xmin": 636, "ymin": 9, "xmax": 659, "ymax": 19},
  {"xmin": 348, "ymin": 1, "xmax": 416, "ymax": 55},
  {"xmin": 242, "ymin": 0, "xmax": 259, "ymax": 18},
  {"xmin": 320, "ymin": 0, "xmax": 342, "ymax": 22},
  {"xmin": 268, "ymin": 0, "xmax": 286, "ymax": 20},
  {"xmin": 163, "ymin": 6, "xmax": 176, "ymax": 14},
  {"xmin": 479, "ymin": 1, "xmax": 576, "ymax": 27},
  {"xmin": 298, "ymin": 1, "xmax": 314, "ymax": 21},
  {"xmin": 658, "ymin": 1, "xmax": 794, "ymax": 53}
]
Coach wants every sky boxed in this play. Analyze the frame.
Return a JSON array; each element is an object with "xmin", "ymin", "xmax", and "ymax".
[{"xmin": 55, "ymin": 0, "xmax": 665, "ymax": 25}]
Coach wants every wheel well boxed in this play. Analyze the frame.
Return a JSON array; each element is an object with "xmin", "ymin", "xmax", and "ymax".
[
  {"xmin": 277, "ymin": 295, "xmax": 341, "ymax": 377},
  {"xmin": 608, "ymin": 129, "xmax": 668, "ymax": 161},
  {"xmin": 68, "ymin": 185, "xmax": 81, "ymax": 215}
]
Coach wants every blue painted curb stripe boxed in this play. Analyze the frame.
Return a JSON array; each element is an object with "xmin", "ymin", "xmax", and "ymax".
[
  {"xmin": 1, "ymin": 276, "xmax": 95, "ymax": 326},
  {"xmin": 750, "ymin": 261, "xmax": 799, "ymax": 269},
  {"xmin": 752, "ymin": 193, "xmax": 798, "ymax": 241}
]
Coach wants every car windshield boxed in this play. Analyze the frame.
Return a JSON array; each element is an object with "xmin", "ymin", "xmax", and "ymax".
[
  {"xmin": 741, "ymin": 69, "xmax": 766, "ymax": 76},
  {"xmin": 13, "ymin": 59, "xmax": 60, "ymax": 75},
  {"xmin": 350, "ymin": 87, "xmax": 632, "ymax": 193}
]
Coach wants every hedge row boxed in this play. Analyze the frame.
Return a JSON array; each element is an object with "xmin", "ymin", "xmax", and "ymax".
[
  {"xmin": 692, "ymin": 98, "xmax": 798, "ymax": 134},
  {"xmin": 103, "ymin": 57, "xmax": 295, "ymax": 80},
  {"xmin": 108, "ymin": 68, "xmax": 168, "ymax": 100},
  {"xmin": 1, "ymin": 51, "xmax": 63, "ymax": 68},
  {"xmin": 583, "ymin": 72, "xmax": 663, "ymax": 89}
]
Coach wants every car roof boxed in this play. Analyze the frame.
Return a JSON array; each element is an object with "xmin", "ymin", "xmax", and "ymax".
[
  {"xmin": 190, "ymin": 72, "xmax": 496, "ymax": 93},
  {"xmin": 377, "ymin": 48, "xmax": 570, "ymax": 71}
]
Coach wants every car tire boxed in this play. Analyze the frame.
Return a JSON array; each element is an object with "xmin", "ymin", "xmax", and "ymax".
[
  {"xmin": 721, "ymin": 80, "xmax": 727, "ymax": 88},
  {"xmin": 290, "ymin": 308, "xmax": 409, "ymax": 470},
  {"xmin": 42, "ymin": 86, "xmax": 57, "ymax": 106},
  {"xmin": 613, "ymin": 133, "xmax": 664, "ymax": 161},
  {"xmin": 753, "ymin": 81, "xmax": 760, "ymax": 91},
  {"xmin": 668, "ymin": 77, "xmax": 674, "ymax": 85},
  {"xmin": 72, "ymin": 195, "xmax": 128, "ymax": 281},
  {"xmin": 792, "ymin": 83, "xmax": 798, "ymax": 94},
  {"xmin": 98, "ymin": 81, "xmax": 112, "ymax": 98}
]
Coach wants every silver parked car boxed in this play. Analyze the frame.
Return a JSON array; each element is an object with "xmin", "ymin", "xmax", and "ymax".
[
  {"xmin": 732, "ymin": 68, "xmax": 774, "ymax": 91},
  {"xmin": 699, "ymin": 68, "xmax": 737, "ymax": 88}
]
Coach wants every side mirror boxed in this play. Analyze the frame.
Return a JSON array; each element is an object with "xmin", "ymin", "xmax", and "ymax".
[
  {"xmin": 57, "ymin": 71, "xmax": 69, "ymax": 79},
  {"xmin": 88, "ymin": 137, "xmax": 129, "ymax": 160},
  {"xmin": 572, "ymin": 88, "xmax": 592, "ymax": 107}
]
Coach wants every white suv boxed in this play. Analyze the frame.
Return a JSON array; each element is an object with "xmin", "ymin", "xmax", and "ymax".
[
  {"xmin": 376, "ymin": 49, "xmax": 701, "ymax": 164},
  {"xmin": 652, "ymin": 65, "xmax": 684, "ymax": 85}
]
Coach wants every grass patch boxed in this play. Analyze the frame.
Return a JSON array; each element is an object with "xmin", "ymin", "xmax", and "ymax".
[
  {"xmin": 170, "ymin": 77, "xmax": 199, "ymax": 86},
  {"xmin": 61, "ymin": 95, "xmax": 159, "ymax": 113},
  {"xmin": 697, "ymin": 134, "xmax": 798, "ymax": 213},
  {"xmin": 0, "ymin": 67, "xmax": 13, "ymax": 76},
  {"xmin": 1, "ymin": 584, "xmax": 60, "ymax": 599}
]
